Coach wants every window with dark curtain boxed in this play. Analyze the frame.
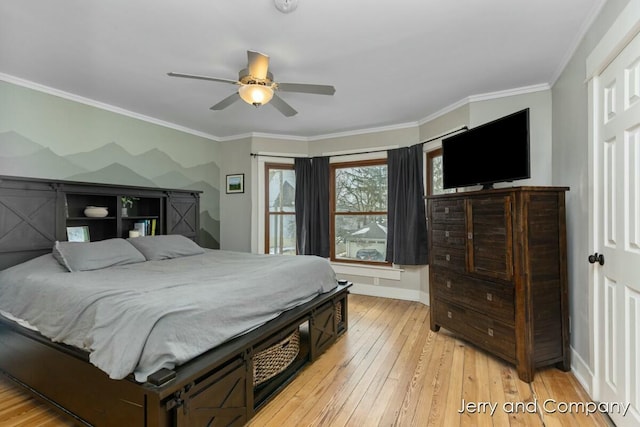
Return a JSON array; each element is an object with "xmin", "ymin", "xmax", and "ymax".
[
  {"xmin": 386, "ymin": 145, "xmax": 429, "ymax": 265},
  {"xmin": 330, "ymin": 159, "xmax": 388, "ymax": 264},
  {"xmin": 294, "ymin": 157, "xmax": 330, "ymax": 257}
]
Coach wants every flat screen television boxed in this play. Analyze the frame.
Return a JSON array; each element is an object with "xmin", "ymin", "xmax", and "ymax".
[{"xmin": 442, "ymin": 108, "xmax": 530, "ymax": 190}]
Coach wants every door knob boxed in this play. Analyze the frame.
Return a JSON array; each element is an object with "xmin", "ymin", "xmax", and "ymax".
[{"xmin": 588, "ymin": 252, "xmax": 605, "ymax": 265}]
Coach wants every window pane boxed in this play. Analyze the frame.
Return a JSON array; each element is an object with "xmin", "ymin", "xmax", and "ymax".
[
  {"xmin": 269, "ymin": 169, "xmax": 296, "ymax": 212},
  {"xmin": 334, "ymin": 215, "xmax": 387, "ymax": 262},
  {"xmin": 430, "ymin": 154, "xmax": 455, "ymax": 195},
  {"xmin": 268, "ymin": 214, "xmax": 296, "ymax": 255},
  {"xmin": 335, "ymin": 165, "xmax": 387, "ymax": 212}
]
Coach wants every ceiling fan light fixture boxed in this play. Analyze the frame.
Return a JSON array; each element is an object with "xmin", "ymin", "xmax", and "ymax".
[
  {"xmin": 238, "ymin": 84, "xmax": 274, "ymax": 107},
  {"xmin": 274, "ymin": 0, "xmax": 298, "ymax": 14}
]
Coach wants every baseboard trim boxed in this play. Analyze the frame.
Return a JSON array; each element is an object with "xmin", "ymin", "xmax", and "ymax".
[
  {"xmin": 349, "ymin": 282, "xmax": 429, "ymax": 305},
  {"xmin": 570, "ymin": 346, "xmax": 595, "ymax": 398}
]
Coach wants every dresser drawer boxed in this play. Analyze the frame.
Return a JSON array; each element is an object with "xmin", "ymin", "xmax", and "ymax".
[
  {"xmin": 431, "ymin": 269, "xmax": 514, "ymax": 324},
  {"xmin": 429, "ymin": 199, "xmax": 465, "ymax": 224},
  {"xmin": 430, "ymin": 224, "xmax": 466, "ymax": 247},
  {"xmin": 434, "ymin": 301, "xmax": 515, "ymax": 362},
  {"xmin": 430, "ymin": 245, "xmax": 466, "ymax": 272}
]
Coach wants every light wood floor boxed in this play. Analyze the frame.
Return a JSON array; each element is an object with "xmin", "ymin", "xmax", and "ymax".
[{"xmin": 0, "ymin": 294, "xmax": 610, "ymax": 426}]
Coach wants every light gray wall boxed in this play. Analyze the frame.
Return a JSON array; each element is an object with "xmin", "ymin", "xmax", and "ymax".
[
  {"xmin": 552, "ymin": 0, "xmax": 631, "ymax": 371},
  {"xmin": 418, "ymin": 91, "xmax": 553, "ymax": 195},
  {"xmin": 470, "ymin": 90, "xmax": 553, "ymax": 187},
  {"xmin": 219, "ymin": 137, "xmax": 252, "ymax": 251}
]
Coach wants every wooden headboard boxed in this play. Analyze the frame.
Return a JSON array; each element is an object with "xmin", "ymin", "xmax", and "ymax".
[{"xmin": 0, "ymin": 175, "xmax": 201, "ymax": 271}]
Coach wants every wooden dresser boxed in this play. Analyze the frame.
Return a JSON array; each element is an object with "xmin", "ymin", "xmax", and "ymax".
[{"xmin": 427, "ymin": 186, "xmax": 570, "ymax": 382}]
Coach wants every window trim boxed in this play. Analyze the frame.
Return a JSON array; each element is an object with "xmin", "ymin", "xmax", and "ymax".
[{"xmin": 329, "ymin": 158, "xmax": 390, "ymax": 266}]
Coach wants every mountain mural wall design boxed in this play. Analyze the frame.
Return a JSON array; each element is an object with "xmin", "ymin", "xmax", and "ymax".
[{"xmin": 0, "ymin": 131, "xmax": 220, "ymax": 248}]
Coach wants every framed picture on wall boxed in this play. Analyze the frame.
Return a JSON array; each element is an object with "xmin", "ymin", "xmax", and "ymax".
[
  {"xmin": 66, "ymin": 226, "xmax": 90, "ymax": 242},
  {"xmin": 226, "ymin": 174, "xmax": 244, "ymax": 194}
]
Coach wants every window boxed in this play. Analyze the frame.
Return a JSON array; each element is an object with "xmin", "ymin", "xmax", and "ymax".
[
  {"xmin": 426, "ymin": 148, "xmax": 456, "ymax": 196},
  {"xmin": 330, "ymin": 159, "xmax": 388, "ymax": 264},
  {"xmin": 265, "ymin": 163, "xmax": 296, "ymax": 255}
]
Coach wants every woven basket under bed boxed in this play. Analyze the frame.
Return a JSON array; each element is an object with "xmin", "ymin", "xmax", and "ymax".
[{"xmin": 253, "ymin": 329, "xmax": 300, "ymax": 386}]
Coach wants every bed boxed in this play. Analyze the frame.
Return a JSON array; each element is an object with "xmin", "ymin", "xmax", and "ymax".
[{"xmin": 0, "ymin": 176, "xmax": 351, "ymax": 426}]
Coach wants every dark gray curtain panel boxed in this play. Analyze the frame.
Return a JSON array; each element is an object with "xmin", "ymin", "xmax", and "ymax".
[
  {"xmin": 294, "ymin": 157, "xmax": 330, "ymax": 257},
  {"xmin": 386, "ymin": 145, "xmax": 429, "ymax": 265}
]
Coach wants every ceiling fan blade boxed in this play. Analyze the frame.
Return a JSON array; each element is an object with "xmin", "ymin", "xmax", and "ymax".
[
  {"xmin": 269, "ymin": 94, "xmax": 298, "ymax": 117},
  {"xmin": 247, "ymin": 50, "xmax": 270, "ymax": 80},
  {"xmin": 276, "ymin": 82, "xmax": 336, "ymax": 96},
  {"xmin": 210, "ymin": 93, "xmax": 241, "ymax": 110},
  {"xmin": 167, "ymin": 72, "xmax": 238, "ymax": 85}
]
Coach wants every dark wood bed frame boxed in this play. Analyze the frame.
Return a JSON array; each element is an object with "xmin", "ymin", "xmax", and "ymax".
[{"xmin": 0, "ymin": 176, "xmax": 350, "ymax": 426}]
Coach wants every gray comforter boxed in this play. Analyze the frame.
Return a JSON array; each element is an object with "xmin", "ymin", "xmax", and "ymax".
[{"xmin": 0, "ymin": 250, "xmax": 337, "ymax": 382}]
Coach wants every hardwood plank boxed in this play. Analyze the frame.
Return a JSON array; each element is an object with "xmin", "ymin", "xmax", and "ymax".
[
  {"xmin": 335, "ymin": 303, "xmax": 421, "ymax": 426},
  {"xmin": 486, "ymin": 350, "xmax": 511, "ymax": 427},
  {"xmin": 377, "ymin": 310, "xmax": 434, "ymax": 426},
  {"xmin": 0, "ymin": 295, "xmax": 610, "ymax": 427},
  {"xmin": 440, "ymin": 337, "xmax": 465, "ymax": 427},
  {"xmin": 366, "ymin": 304, "xmax": 431, "ymax": 426},
  {"xmin": 298, "ymin": 299, "xmax": 413, "ymax": 426}
]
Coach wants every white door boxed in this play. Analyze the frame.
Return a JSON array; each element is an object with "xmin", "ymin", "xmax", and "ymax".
[{"xmin": 592, "ymin": 28, "xmax": 640, "ymax": 427}]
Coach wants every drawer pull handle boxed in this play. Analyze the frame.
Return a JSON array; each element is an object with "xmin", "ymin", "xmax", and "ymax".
[
  {"xmin": 486, "ymin": 293, "xmax": 493, "ymax": 301},
  {"xmin": 487, "ymin": 328, "xmax": 494, "ymax": 337},
  {"xmin": 468, "ymin": 232, "xmax": 473, "ymax": 240},
  {"xmin": 444, "ymin": 207, "xmax": 449, "ymax": 214},
  {"xmin": 446, "ymin": 280, "xmax": 452, "ymax": 289},
  {"xmin": 445, "ymin": 254, "xmax": 450, "ymax": 262},
  {"xmin": 445, "ymin": 231, "xmax": 450, "ymax": 237},
  {"xmin": 447, "ymin": 311, "xmax": 452, "ymax": 319}
]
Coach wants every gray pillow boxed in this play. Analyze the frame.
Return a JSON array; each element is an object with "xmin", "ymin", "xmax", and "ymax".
[
  {"xmin": 127, "ymin": 234, "xmax": 204, "ymax": 261},
  {"xmin": 53, "ymin": 238, "xmax": 146, "ymax": 272}
]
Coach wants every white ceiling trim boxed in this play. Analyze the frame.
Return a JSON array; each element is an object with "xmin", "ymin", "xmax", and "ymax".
[{"xmin": 468, "ymin": 83, "xmax": 551, "ymax": 103}]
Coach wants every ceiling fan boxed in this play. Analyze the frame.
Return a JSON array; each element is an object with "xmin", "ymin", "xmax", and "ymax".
[{"xmin": 167, "ymin": 50, "xmax": 336, "ymax": 117}]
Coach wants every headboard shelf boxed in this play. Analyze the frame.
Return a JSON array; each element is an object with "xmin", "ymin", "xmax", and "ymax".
[{"xmin": 0, "ymin": 175, "xmax": 201, "ymax": 271}]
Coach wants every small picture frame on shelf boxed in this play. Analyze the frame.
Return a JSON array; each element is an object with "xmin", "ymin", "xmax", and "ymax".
[
  {"xmin": 226, "ymin": 174, "xmax": 244, "ymax": 194},
  {"xmin": 66, "ymin": 226, "xmax": 90, "ymax": 242}
]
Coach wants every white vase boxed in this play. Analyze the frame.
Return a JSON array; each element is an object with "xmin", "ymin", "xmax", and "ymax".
[{"xmin": 84, "ymin": 206, "xmax": 108, "ymax": 218}]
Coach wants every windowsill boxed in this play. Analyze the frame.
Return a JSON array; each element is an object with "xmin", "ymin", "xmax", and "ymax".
[{"xmin": 330, "ymin": 262, "xmax": 403, "ymax": 281}]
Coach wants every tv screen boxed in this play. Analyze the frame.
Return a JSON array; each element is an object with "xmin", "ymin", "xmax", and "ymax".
[{"xmin": 442, "ymin": 108, "xmax": 530, "ymax": 190}]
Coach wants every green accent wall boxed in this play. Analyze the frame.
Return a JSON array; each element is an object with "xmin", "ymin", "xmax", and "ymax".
[{"xmin": 0, "ymin": 80, "xmax": 220, "ymax": 247}]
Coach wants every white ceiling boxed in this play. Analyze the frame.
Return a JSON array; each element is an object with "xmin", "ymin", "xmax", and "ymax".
[{"xmin": 0, "ymin": 0, "xmax": 603, "ymax": 141}]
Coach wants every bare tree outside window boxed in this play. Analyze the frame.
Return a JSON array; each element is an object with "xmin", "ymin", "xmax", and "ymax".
[{"xmin": 331, "ymin": 159, "xmax": 388, "ymax": 264}]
